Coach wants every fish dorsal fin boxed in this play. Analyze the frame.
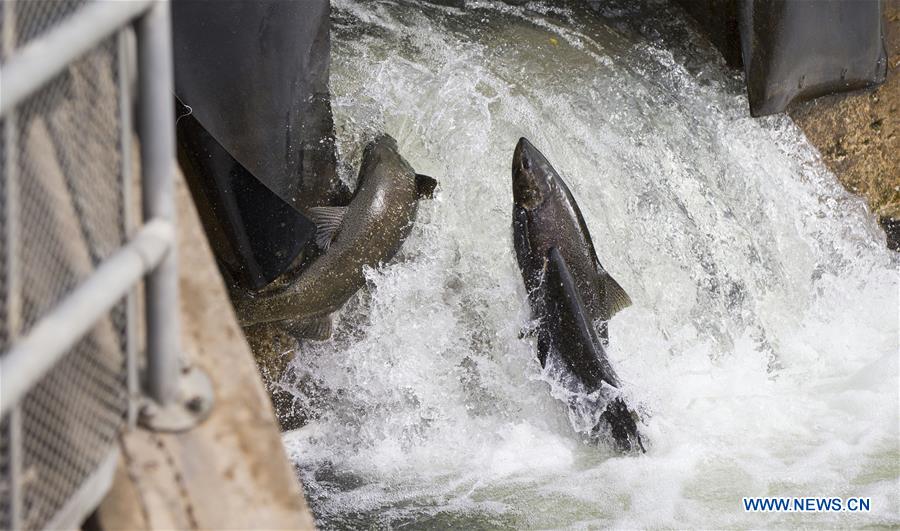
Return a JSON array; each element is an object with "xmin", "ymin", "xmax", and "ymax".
[
  {"xmin": 415, "ymin": 173, "xmax": 438, "ymax": 199},
  {"xmin": 286, "ymin": 315, "xmax": 333, "ymax": 341},
  {"xmin": 307, "ymin": 206, "xmax": 347, "ymax": 250},
  {"xmin": 598, "ymin": 270, "xmax": 632, "ymax": 318}
]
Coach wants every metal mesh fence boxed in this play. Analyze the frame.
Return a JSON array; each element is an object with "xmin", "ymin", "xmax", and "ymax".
[
  {"xmin": 13, "ymin": 0, "xmax": 87, "ymax": 47},
  {"xmin": 0, "ymin": 97, "xmax": 9, "ymax": 531},
  {"xmin": 20, "ymin": 326, "xmax": 127, "ymax": 529},
  {"xmin": 0, "ymin": 416, "xmax": 10, "ymax": 530},
  {"xmin": 1, "ymin": 97, "xmax": 8, "ymax": 352},
  {"xmin": 0, "ymin": 3, "xmax": 131, "ymax": 529},
  {"xmin": 15, "ymin": 37, "xmax": 126, "ymax": 330}
]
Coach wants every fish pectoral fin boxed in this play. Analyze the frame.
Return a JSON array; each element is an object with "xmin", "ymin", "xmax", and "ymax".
[
  {"xmin": 598, "ymin": 270, "xmax": 632, "ymax": 318},
  {"xmin": 415, "ymin": 173, "xmax": 438, "ymax": 199},
  {"xmin": 307, "ymin": 206, "xmax": 348, "ymax": 250},
  {"xmin": 284, "ymin": 315, "xmax": 333, "ymax": 341}
]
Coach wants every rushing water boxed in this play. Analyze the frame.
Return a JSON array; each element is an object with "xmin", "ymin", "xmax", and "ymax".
[{"xmin": 279, "ymin": 1, "xmax": 900, "ymax": 527}]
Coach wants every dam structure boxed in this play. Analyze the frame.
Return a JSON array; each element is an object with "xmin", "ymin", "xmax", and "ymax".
[
  {"xmin": 0, "ymin": 1, "xmax": 896, "ymax": 529},
  {"xmin": 282, "ymin": 1, "xmax": 898, "ymax": 527}
]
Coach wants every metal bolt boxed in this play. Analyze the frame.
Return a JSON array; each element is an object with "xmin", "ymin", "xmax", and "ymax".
[{"xmin": 186, "ymin": 396, "xmax": 205, "ymax": 413}]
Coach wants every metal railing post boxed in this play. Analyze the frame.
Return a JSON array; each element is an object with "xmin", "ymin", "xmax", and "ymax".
[
  {"xmin": 136, "ymin": 0, "xmax": 179, "ymax": 405},
  {"xmin": 134, "ymin": 0, "xmax": 212, "ymax": 430},
  {"xmin": 119, "ymin": 27, "xmax": 140, "ymax": 428}
]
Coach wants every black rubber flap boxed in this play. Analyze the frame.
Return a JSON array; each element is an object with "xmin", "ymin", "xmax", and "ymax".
[
  {"xmin": 176, "ymin": 99, "xmax": 316, "ymax": 290},
  {"xmin": 171, "ymin": 0, "xmax": 335, "ymax": 209},
  {"xmin": 739, "ymin": 0, "xmax": 887, "ymax": 116}
]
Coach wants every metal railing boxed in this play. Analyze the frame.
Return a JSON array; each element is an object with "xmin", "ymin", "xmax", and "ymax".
[{"xmin": 0, "ymin": 1, "xmax": 205, "ymax": 528}]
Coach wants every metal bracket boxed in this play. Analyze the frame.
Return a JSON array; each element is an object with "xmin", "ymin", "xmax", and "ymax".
[{"xmin": 138, "ymin": 365, "xmax": 214, "ymax": 432}]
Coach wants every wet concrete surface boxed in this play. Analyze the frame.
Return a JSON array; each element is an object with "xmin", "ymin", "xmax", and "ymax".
[{"xmin": 94, "ymin": 171, "xmax": 315, "ymax": 530}]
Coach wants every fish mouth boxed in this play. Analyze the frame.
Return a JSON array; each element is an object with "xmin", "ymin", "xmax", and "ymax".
[
  {"xmin": 512, "ymin": 137, "xmax": 544, "ymax": 209},
  {"xmin": 512, "ymin": 137, "xmax": 536, "ymax": 173},
  {"xmin": 361, "ymin": 133, "xmax": 399, "ymax": 164}
]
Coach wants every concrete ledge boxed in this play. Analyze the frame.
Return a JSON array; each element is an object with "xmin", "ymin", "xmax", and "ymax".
[{"xmin": 93, "ymin": 171, "xmax": 315, "ymax": 529}]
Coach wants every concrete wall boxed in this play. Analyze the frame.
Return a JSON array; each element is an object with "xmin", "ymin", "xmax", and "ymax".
[{"xmin": 92, "ymin": 171, "xmax": 315, "ymax": 529}]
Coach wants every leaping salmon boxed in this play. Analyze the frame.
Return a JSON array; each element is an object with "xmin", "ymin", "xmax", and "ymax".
[
  {"xmin": 511, "ymin": 137, "xmax": 643, "ymax": 452},
  {"xmin": 237, "ymin": 134, "xmax": 437, "ymax": 337}
]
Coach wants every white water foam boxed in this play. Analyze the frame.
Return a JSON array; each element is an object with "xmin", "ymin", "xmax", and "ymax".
[{"xmin": 280, "ymin": 1, "xmax": 900, "ymax": 527}]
